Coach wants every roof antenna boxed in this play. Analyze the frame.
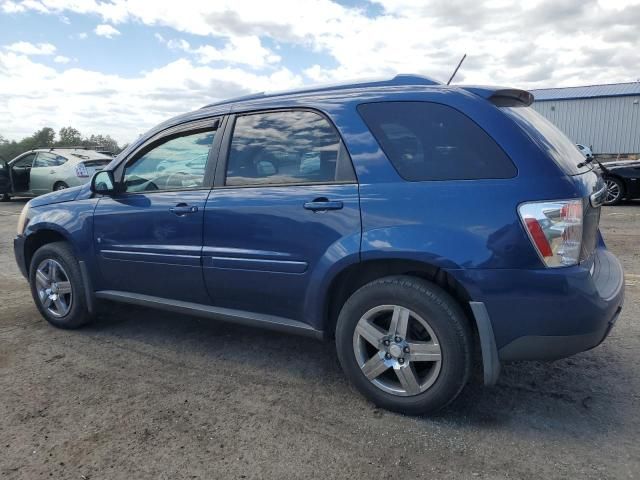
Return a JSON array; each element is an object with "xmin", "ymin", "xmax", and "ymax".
[{"xmin": 447, "ymin": 54, "xmax": 467, "ymax": 85}]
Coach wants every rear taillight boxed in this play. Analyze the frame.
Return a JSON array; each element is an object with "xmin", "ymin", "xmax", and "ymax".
[
  {"xmin": 518, "ymin": 199, "xmax": 583, "ymax": 267},
  {"xmin": 75, "ymin": 163, "xmax": 89, "ymax": 177}
]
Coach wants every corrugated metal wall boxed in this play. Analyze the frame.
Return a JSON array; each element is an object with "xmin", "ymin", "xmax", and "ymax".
[{"xmin": 532, "ymin": 96, "xmax": 640, "ymax": 154}]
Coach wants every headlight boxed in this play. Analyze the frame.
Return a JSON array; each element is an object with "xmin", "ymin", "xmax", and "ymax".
[{"xmin": 16, "ymin": 202, "xmax": 31, "ymax": 235}]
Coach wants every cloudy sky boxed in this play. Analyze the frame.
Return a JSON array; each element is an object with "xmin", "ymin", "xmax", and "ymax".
[{"xmin": 0, "ymin": 0, "xmax": 639, "ymax": 144}]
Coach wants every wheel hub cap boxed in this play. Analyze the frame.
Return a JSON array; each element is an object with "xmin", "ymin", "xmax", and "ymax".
[
  {"xmin": 388, "ymin": 343, "xmax": 403, "ymax": 358},
  {"xmin": 35, "ymin": 259, "xmax": 73, "ymax": 318},
  {"xmin": 353, "ymin": 305, "xmax": 442, "ymax": 397}
]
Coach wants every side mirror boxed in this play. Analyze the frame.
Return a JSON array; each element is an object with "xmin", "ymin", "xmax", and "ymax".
[{"xmin": 91, "ymin": 170, "xmax": 116, "ymax": 195}]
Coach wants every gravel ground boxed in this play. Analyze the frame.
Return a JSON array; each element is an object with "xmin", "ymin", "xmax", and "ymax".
[{"xmin": 0, "ymin": 198, "xmax": 638, "ymax": 479}]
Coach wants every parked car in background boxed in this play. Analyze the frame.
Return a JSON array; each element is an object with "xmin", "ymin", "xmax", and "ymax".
[
  {"xmin": 0, "ymin": 147, "xmax": 112, "ymax": 201},
  {"xmin": 598, "ymin": 159, "xmax": 640, "ymax": 205},
  {"xmin": 13, "ymin": 75, "xmax": 623, "ymax": 415},
  {"xmin": 576, "ymin": 143, "xmax": 593, "ymax": 158}
]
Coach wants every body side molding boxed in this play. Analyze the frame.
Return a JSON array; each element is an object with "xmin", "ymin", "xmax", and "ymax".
[{"xmin": 95, "ymin": 290, "xmax": 324, "ymax": 339}]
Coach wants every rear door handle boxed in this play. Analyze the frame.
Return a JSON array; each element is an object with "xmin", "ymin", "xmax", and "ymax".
[
  {"xmin": 303, "ymin": 198, "xmax": 343, "ymax": 211},
  {"xmin": 170, "ymin": 203, "xmax": 199, "ymax": 216}
]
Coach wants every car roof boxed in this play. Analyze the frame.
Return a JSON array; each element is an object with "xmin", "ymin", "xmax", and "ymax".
[
  {"xmin": 27, "ymin": 148, "xmax": 113, "ymax": 160},
  {"xmin": 118, "ymin": 74, "xmax": 534, "ymax": 160},
  {"xmin": 201, "ymin": 74, "xmax": 441, "ymax": 109}
]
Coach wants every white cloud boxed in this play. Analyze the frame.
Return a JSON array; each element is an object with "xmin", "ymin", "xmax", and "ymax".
[
  {"xmin": 2, "ymin": 0, "xmax": 640, "ymax": 145},
  {"xmin": 3, "ymin": 0, "xmax": 638, "ymax": 88},
  {"xmin": 53, "ymin": 55, "xmax": 70, "ymax": 63},
  {"xmin": 77, "ymin": 32, "xmax": 87, "ymax": 39},
  {"xmin": 3, "ymin": 41, "xmax": 56, "ymax": 55},
  {"xmin": 166, "ymin": 35, "xmax": 281, "ymax": 68},
  {"xmin": 94, "ymin": 24, "xmax": 120, "ymax": 39},
  {"xmin": 0, "ymin": 51, "xmax": 302, "ymax": 144}
]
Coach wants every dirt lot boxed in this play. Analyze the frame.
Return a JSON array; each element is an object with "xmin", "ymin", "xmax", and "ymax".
[{"xmin": 0, "ymin": 198, "xmax": 638, "ymax": 479}]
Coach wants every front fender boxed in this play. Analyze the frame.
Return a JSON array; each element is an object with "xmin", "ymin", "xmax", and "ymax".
[{"xmin": 23, "ymin": 197, "xmax": 99, "ymax": 269}]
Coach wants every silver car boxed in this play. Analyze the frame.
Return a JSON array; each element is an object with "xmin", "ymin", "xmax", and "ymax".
[{"xmin": 0, "ymin": 148, "xmax": 112, "ymax": 201}]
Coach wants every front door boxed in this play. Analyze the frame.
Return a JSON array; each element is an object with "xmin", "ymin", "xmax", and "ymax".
[
  {"xmin": 203, "ymin": 110, "xmax": 361, "ymax": 324},
  {"xmin": 8, "ymin": 153, "xmax": 37, "ymax": 194},
  {"xmin": 93, "ymin": 121, "xmax": 221, "ymax": 303}
]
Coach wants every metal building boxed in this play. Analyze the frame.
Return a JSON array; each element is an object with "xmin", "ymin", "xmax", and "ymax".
[{"xmin": 530, "ymin": 82, "xmax": 640, "ymax": 156}]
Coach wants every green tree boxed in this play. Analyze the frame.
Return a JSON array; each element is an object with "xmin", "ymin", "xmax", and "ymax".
[
  {"xmin": 58, "ymin": 126, "xmax": 83, "ymax": 146},
  {"xmin": 29, "ymin": 127, "xmax": 56, "ymax": 148},
  {"xmin": 0, "ymin": 126, "xmax": 124, "ymax": 161}
]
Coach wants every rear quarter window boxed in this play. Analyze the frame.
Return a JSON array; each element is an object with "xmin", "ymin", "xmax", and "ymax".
[
  {"xmin": 358, "ymin": 101, "xmax": 517, "ymax": 181},
  {"xmin": 502, "ymin": 106, "xmax": 591, "ymax": 175}
]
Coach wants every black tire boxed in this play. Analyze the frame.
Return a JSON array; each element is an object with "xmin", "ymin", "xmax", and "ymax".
[
  {"xmin": 53, "ymin": 182, "xmax": 69, "ymax": 191},
  {"xmin": 603, "ymin": 177, "xmax": 625, "ymax": 206},
  {"xmin": 29, "ymin": 241, "xmax": 92, "ymax": 329},
  {"xmin": 336, "ymin": 276, "xmax": 473, "ymax": 415},
  {"xmin": 0, "ymin": 193, "xmax": 9, "ymax": 202}
]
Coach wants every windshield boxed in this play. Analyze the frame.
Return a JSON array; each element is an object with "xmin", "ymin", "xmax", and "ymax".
[{"xmin": 503, "ymin": 106, "xmax": 592, "ymax": 175}]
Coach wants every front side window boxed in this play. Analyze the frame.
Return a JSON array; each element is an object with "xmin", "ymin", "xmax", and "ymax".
[
  {"xmin": 14, "ymin": 153, "xmax": 37, "ymax": 167},
  {"xmin": 123, "ymin": 130, "xmax": 215, "ymax": 192},
  {"xmin": 225, "ymin": 110, "xmax": 343, "ymax": 186},
  {"xmin": 358, "ymin": 101, "xmax": 517, "ymax": 181},
  {"xmin": 34, "ymin": 152, "xmax": 67, "ymax": 168}
]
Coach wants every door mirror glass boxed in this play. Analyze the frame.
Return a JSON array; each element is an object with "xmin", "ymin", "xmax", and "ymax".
[{"xmin": 91, "ymin": 170, "xmax": 116, "ymax": 194}]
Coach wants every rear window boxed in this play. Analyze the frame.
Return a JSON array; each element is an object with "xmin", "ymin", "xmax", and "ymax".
[
  {"xmin": 502, "ymin": 106, "xmax": 590, "ymax": 175},
  {"xmin": 358, "ymin": 101, "xmax": 516, "ymax": 181}
]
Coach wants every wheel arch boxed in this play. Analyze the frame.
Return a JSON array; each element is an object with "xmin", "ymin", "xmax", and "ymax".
[
  {"xmin": 23, "ymin": 227, "xmax": 74, "ymax": 272},
  {"xmin": 322, "ymin": 258, "xmax": 475, "ymax": 338}
]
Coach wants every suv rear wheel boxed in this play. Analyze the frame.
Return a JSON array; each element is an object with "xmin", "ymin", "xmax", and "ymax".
[
  {"xmin": 336, "ymin": 276, "xmax": 472, "ymax": 415},
  {"xmin": 29, "ymin": 241, "xmax": 93, "ymax": 329}
]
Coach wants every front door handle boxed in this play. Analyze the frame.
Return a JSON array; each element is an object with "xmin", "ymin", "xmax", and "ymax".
[
  {"xmin": 303, "ymin": 197, "xmax": 344, "ymax": 212},
  {"xmin": 170, "ymin": 203, "xmax": 199, "ymax": 216}
]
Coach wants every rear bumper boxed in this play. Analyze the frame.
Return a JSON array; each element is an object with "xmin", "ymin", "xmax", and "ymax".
[
  {"xmin": 451, "ymin": 246, "xmax": 624, "ymax": 362},
  {"xmin": 497, "ymin": 304, "xmax": 621, "ymax": 361}
]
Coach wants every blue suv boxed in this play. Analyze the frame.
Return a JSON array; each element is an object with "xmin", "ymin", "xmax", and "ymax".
[{"xmin": 14, "ymin": 75, "xmax": 624, "ymax": 414}]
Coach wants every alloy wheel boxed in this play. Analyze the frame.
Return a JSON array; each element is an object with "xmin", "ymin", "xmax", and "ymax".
[
  {"xmin": 604, "ymin": 179, "xmax": 622, "ymax": 205},
  {"xmin": 35, "ymin": 259, "xmax": 73, "ymax": 318},
  {"xmin": 352, "ymin": 305, "xmax": 442, "ymax": 396}
]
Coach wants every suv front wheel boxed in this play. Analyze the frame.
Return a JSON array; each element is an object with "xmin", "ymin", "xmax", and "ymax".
[
  {"xmin": 336, "ymin": 276, "xmax": 472, "ymax": 415},
  {"xmin": 29, "ymin": 241, "xmax": 93, "ymax": 329}
]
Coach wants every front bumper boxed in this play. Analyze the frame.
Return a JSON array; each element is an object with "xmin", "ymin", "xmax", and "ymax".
[
  {"xmin": 451, "ymin": 246, "xmax": 624, "ymax": 362},
  {"xmin": 14, "ymin": 234, "xmax": 28, "ymax": 279}
]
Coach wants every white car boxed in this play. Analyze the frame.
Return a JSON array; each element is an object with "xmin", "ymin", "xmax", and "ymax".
[{"xmin": 0, "ymin": 148, "xmax": 112, "ymax": 201}]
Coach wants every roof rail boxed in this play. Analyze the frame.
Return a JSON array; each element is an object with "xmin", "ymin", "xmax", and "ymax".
[
  {"xmin": 31, "ymin": 145, "xmax": 108, "ymax": 151},
  {"xmin": 202, "ymin": 74, "xmax": 440, "ymax": 109}
]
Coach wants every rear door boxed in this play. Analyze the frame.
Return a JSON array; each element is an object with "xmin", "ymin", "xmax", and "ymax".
[
  {"xmin": 92, "ymin": 118, "xmax": 223, "ymax": 303},
  {"xmin": 203, "ymin": 109, "xmax": 361, "ymax": 323},
  {"xmin": 30, "ymin": 152, "xmax": 68, "ymax": 194}
]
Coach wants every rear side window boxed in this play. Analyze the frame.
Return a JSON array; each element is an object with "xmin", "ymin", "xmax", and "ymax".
[
  {"xmin": 358, "ymin": 101, "xmax": 516, "ymax": 181},
  {"xmin": 34, "ymin": 152, "xmax": 67, "ymax": 168},
  {"xmin": 225, "ymin": 110, "xmax": 352, "ymax": 186}
]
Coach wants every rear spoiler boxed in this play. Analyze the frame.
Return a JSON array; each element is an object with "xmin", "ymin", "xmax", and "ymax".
[{"xmin": 461, "ymin": 86, "xmax": 534, "ymax": 107}]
